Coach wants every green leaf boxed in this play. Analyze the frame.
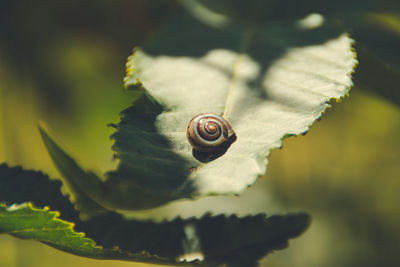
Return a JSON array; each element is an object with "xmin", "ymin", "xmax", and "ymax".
[
  {"xmin": 39, "ymin": 123, "xmax": 176, "ymax": 212},
  {"xmin": 0, "ymin": 164, "xmax": 310, "ymax": 266},
  {"xmin": 0, "ymin": 163, "xmax": 80, "ymax": 222},
  {"xmin": 38, "ymin": 9, "xmax": 356, "ymax": 210},
  {"xmin": 0, "ymin": 203, "xmax": 113, "ymax": 258},
  {"xmin": 344, "ymin": 12, "xmax": 400, "ymax": 104},
  {"xmin": 38, "ymin": 124, "xmax": 108, "ymax": 217},
  {"xmin": 105, "ymin": 13, "xmax": 356, "ymax": 209},
  {"xmin": 178, "ymin": 0, "xmax": 373, "ymax": 26},
  {"xmin": 0, "ymin": 163, "xmax": 173, "ymax": 264}
]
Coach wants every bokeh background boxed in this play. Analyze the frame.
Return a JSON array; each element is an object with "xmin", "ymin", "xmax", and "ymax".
[{"xmin": 1, "ymin": 1, "xmax": 399, "ymax": 266}]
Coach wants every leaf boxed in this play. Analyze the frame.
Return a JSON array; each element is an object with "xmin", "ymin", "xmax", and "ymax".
[
  {"xmin": 104, "ymin": 12, "xmax": 356, "ymax": 209},
  {"xmin": 39, "ymin": 122, "xmax": 175, "ymax": 212},
  {"xmin": 38, "ymin": 8, "xmax": 356, "ymax": 210},
  {"xmin": 0, "ymin": 203, "xmax": 115, "ymax": 259},
  {"xmin": 179, "ymin": 0, "xmax": 373, "ymax": 26},
  {"xmin": 0, "ymin": 163, "xmax": 172, "ymax": 264},
  {"xmin": 344, "ymin": 12, "xmax": 400, "ymax": 104},
  {"xmin": 0, "ymin": 164, "xmax": 310, "ymax": 266},
  {"xmin": 0, "ymin": 163, "xmax": 79, "ymax": 222},
  {"xmin": 38, "ymin": 124, "xmax": 108, "ymax": 218},
  {"xmin": 78, "ymin": 212, "xmax": 310, "ymax": 267}
]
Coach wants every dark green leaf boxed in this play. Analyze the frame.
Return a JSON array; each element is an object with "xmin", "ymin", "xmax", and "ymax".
[
  {"xmin": 0, "ymin": 203, "xmax": 118, "ymax": 259},
  {"xmin": 0, "ymin": 163, "xmax": 79, "ymax": 222},
  {"xmin": 39, "ymin": 8, "xmax": 356, "ymax": 210},
  {"xmin": 107, "ymin": 12, "xmax": 356, "ymax": 209},
  {"xmin": 345, "ymin": 13, "xmax": 400, "ymax": 104},
  {"xmin": 178, "ymin": 0, "xmax": 373, "ymax": 26},
  {"xmin": 0, "ymin": 164, "xmax": 310, "ymax": 266},
  {"xmin": 38, "ymin": 125, "xmax": 108, "ymax": 217}
]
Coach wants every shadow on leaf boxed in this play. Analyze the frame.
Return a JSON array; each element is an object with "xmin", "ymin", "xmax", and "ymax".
[{"xmin": 0, "ymin": 164, "xmax": 310, "ymax": 266}]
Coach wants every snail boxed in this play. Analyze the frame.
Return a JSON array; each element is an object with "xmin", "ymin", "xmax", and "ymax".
[{"xmin": 186, "ymin": 114, "xmax": 236, "ymax": 153}]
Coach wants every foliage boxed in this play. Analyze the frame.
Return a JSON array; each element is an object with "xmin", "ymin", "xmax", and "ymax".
[
  {"xmin": 2, "ymin": 0, "xmax": 399, "ymax": 266},
  {"xmin": 40, "ymin": 4, "xmax": 355, "ymax": 213},
  {"xmin": 0, "ymin": 164, "xmax": 310, "ymax": 266}
]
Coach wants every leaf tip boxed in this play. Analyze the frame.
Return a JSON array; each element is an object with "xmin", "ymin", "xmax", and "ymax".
[
  {"xmin": 37, "ymin": 120, "xmax": 49, "ymax": 137},
  {"xmin": 37, "ymin": 121, "xmax": 59, "ymax": 152}
]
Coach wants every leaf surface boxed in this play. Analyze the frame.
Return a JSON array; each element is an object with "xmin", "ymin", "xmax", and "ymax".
[
  {"xmin": 105, "ymin": 12, "xmax": 357, "ymax": 208},
  {"xmin": 38, "ymin": 125, "xmax": 108, "ymax": 217},
  {"xmin": 0, "ymin": 164, "xmax": 310, "ymax": 266},
  {"xmin": 0, "ymin": 203, "xmax": 116, "ymax": 259}
]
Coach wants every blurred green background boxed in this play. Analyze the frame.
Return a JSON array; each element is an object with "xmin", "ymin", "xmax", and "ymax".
[{"xmin": 1, "ymin": 1, "xmax": 399, "ymax": 266}]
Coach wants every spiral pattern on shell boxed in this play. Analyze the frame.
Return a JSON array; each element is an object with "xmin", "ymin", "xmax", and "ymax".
[{"xmin": 186, "ymin": 114, "xmax": 236, "ymax": 153}]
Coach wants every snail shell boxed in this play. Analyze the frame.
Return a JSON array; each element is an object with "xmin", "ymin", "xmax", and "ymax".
[{"xmin": 186, "ymin": 113, "xmax": 236, "ymax": 153}]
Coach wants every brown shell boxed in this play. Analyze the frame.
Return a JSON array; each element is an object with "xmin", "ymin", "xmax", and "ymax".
[{"xmin": 186, "ymin": 113, "xmax": 235, "ymax": 153}]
